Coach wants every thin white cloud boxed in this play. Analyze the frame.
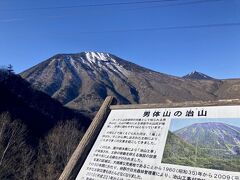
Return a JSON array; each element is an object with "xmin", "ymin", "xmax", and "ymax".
[
  {"xmin": 0, "ymin": 15, "xmax": 65, "ymax": 23},
  {"xmin": 0, "ymin": 18, "xmax": 24, "ymax": 23}
]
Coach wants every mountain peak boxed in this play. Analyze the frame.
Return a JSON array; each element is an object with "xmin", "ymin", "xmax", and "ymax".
[
  {"xmin": 183, "ymin": 71, "xmax": 214, "ymax": 80},
  {"xmin": 191, "ymin": 122, "xmax": 225, "ymax": 128},
  {"xmin": 83, "ymin": 51, "xmax": 115, "ymax": 63},
  {"xmin": 20, "ymin": 52, "xmax": 240, "ymax": 117},
  {"xmin": 50, "ymin": 52, "xmax": 116, "ymax": 64}
]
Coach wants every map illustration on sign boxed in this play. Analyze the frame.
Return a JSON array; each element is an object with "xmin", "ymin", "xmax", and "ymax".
[{"xmin": 162, "ymin": 118, "xmax": 240, "ymax": 172}]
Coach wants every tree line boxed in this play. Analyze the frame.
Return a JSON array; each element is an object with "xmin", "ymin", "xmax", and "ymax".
[{"xmin": 0, "ymin": 112, "xmax": 85, "ymax": 180}]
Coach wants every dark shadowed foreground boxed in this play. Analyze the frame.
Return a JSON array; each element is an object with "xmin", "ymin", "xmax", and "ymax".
[{"xmin": 0, "ymin": 70, "xmax": 90, "ymax": 179}]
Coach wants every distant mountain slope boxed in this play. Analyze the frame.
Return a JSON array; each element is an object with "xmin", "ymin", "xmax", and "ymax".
[
  {"xmin": 214, "ymin": 79, "xmax": 240, "ymax": 99},
  {"xmin": 20, "ymin": 52, "xmax": 240, "ymax": 115},
  {"xmin": 0, "ymin": 72, "xmax": 90, "ymax": 138},
  {"xmin": 174, "ymin": 122, "xmax": 240, "ymax": 156},
  {"xmin": 162, "ymin": 131, "xmax": 197, "ymax": 166},
  {"xmin": 162, "ymin": 129, "xmax": 240, "ymax": 171},
  {"xmin": 183, "ymin": 71, "xmax": 215, "ymax": 80}
]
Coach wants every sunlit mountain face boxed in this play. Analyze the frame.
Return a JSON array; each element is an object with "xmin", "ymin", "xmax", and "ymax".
[{"xmin": 21, "ymin": 52, "xmax": 240, "ymax": 116}]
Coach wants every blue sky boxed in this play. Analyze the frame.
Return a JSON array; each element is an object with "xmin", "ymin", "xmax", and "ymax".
[
  {"xmin": 0, "ymin": 0, "xmax": 240, "ymax": 79},
  {"xmin": 170, "ymin": 118, "xmax": 240, "ymax": 131}
]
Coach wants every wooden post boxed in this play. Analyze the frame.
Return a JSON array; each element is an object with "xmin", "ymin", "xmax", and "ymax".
[{"xmin": 59, "ymin": 96, "xmax": 116, "ymax": 180}]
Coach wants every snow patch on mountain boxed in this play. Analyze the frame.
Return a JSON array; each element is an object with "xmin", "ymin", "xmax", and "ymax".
[
  {"xmin": 80, "ymin": 52, "xmax": 129, "ymax": 76},
  {"xmin": 85, "ymin": 52, "xmax": 115, "ymax": 63}
]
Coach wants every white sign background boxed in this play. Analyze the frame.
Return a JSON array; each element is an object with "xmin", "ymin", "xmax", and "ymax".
[{"xmin": 77, "ymin": 106, "xmax": 240, "ymax": 180}]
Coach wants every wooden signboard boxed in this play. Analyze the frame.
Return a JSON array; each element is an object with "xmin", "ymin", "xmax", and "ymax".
[{"xmin": 59, "ymin": 97, "xmax": 240, "ymax": 180}]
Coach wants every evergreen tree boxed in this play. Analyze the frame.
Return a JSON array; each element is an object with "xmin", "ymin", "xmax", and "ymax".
[{"xmin": 7, "ymin": 64, "xmax": 14, "ymax": 75}]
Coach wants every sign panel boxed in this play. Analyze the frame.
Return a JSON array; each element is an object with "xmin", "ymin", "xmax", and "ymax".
[{"xmin": 77, "ymin": 106, "xmax": 240, "ymax": 180}]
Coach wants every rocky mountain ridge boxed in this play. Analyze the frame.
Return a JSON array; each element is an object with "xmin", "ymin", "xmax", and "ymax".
[
  {"xmin": 182, "ymin": 71, "xmax": 215, "ymax": 80},
  {"xmin": 20, "ymin": 52, "xmax": 240, "ymax": 116}
]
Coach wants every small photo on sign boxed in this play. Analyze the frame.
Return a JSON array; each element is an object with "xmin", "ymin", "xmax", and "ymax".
[{"xmin": 161, "ymin": 118, "xmax": 240, "ymax": 172}]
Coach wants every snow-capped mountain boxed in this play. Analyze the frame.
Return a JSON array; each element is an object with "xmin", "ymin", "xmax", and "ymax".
[
  {"xmin": 183, "ymin": 71, "xmax": 214, "ymax": 80},
  {"xmin": 20, "ymin": 52, "xmax": 240, "ymax": 116}
]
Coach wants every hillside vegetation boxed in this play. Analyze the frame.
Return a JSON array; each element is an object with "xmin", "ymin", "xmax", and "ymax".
[
  {"xmin": 0, "ymin": 70, "xmax": 90, "ymax": 179},
  {"xmin": 162, "ymin": 127, "xmax": 240, "ymax": 172}
]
